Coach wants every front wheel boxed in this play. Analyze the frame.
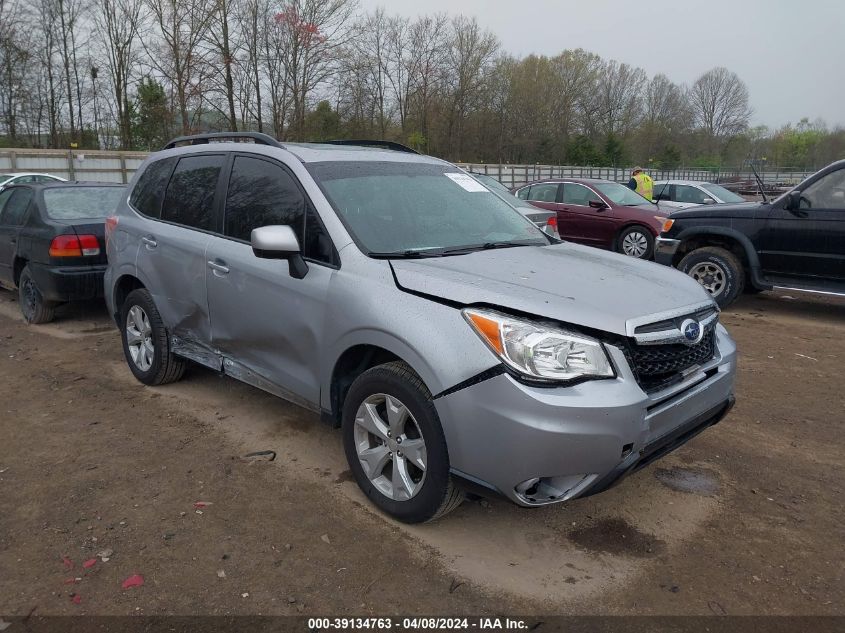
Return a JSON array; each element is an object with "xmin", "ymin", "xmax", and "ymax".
[
  {"xmin": 342, "ymin": 361, "xmax": 464, "ymax": 523},
  {"xmin": 678, "ymin": 246, "xmax": 745, "ymax": 308},
  {"xmin": 617, "ymin": 225, "xmax": 654, "ymax": 259}
]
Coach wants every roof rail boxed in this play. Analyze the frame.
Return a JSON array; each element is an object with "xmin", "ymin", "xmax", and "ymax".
[
  {"xmin": 319, "ymin": 139, "xmax": 419, "ymax": 154},
  {"xmin": 162, "ymin": 132, "xmax": 283, "ymax": 150}
]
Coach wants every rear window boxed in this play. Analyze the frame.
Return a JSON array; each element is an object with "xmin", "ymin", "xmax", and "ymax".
[
  {"xmin": 43, "ymin": 187, "xmax": 126, "ymax": 220},
  {"xmin": 130, "ymin": 157, "xmax": 177, "ymax": 219}
]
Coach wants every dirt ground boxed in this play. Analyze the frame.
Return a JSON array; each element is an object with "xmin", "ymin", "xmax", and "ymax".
[{"xmin": 0, "ymin": 286, "xmax": 842, "ymax": 617}]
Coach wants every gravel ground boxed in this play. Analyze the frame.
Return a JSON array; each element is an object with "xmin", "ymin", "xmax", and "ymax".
[{"xmin": 0, "ymin": 287, "xmax": 842, "ymax": 616}]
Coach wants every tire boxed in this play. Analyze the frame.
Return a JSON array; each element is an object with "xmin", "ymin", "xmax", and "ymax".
[
  {"xmin": 18, "ymin": 265, "xmax": 56, "ymax": 324},
  {"xmin": 678, "ymin": 246, "xmax": 745, "ymax": 308},
  {"xmin": 342, "ymin": 361, "xmax": 463, "ymax": 523},
  {"xmin": 617, "ymin": 225, "xmax": 655, "ymax": 259},
  {"xmin": 120, "ymin": 288, "xmax": 186, "ymax": 386}
]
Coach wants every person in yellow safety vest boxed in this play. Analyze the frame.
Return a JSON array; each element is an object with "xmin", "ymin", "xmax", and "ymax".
[{"xmin": 627, "ymin": 166, "xmax": 654, "ymax": 201}]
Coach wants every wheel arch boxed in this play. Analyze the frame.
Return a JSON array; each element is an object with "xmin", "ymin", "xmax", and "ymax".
[
  {"xmin": 12, "ymin": 257, "xmax": 27, "ymax": 286},
  {"xmin": 112, "ymin": 274, "xmax": 146, "ymax": 323},
  {"xmin": 673, "ymin": 227, "xmax": 760, "ymax": 274},
  {"xmin": 325, "ymin": 340, "xmax": 437, "ymax": 428}
]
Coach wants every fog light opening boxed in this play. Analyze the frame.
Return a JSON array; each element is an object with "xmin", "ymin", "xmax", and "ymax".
[{"xmin": 514, "ymin": 474, "xmax": 597, "ymax": 505}]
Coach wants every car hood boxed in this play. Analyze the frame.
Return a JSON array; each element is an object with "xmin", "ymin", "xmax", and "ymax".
[
  {"xmin": 670, "ymin": 201, "xmax": 766, "ymax": 219},
  {"xmin": 390, "ymin": 242, "xmax": 713, "ymax": 337}
]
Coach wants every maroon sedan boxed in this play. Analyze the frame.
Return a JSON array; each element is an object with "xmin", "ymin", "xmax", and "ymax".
[{"xmin": 513, "ymin": 178, "xmax": 668, "ymax": 259}]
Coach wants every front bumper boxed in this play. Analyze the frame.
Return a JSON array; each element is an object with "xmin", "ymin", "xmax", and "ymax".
[
  {"xmin": 435, "ymin": 325, "xmax": 737, "ymax": 506},
  {"xmin": 28, "ymin": 263, "xmax": 106, "ymax": 302},
  {"xmin": 654, "ymin": 237, "xmax": 681, "ymax": 266}
]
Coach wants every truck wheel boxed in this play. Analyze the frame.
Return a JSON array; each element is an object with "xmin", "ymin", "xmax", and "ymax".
[
  {"xmin": 617, "ymin": 225, "xmax": 654, "ymax": 259},
  {"xmin": 18, "ymin": 265, "xmax": 56, "ymax": 324},
  {"xmin": 120, "ymin": 288, "xmax": 186, "ymax": 386},
  {"xmin": 679, "ymin": 247, "xmax": 745, "ymax": 308},
  {"xmin": 342, "ymin": 361, "xmax": 464, "ymax": 523}
]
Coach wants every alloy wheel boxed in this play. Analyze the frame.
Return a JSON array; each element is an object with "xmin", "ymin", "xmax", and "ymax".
[
  {"xmin": 689, "ymin": 261, "xmax": 726, "ymax": 296},
  {"xmin": 353, "ymin": 393, "xmax": 427, "ymax": 501},
  {"xmin": 126, "ymin": 305, "xmax": 154, "ymax": 371},
  {"xmin": 621, "ymin": 231, "xmax": 649, "ymax": 258}
]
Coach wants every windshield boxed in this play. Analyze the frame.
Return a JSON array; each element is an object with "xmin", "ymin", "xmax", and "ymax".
[
  {"xmin": 472, "ymin": 173, "xmax": 511, "ymax": 195},
  {"xmin": 43, "ymin": 186, "xmax": 125, "ymax": 220},
  {"xmin": 0, "ymin": 175, "xmax": 12, "ymax": 185},
  {"xmin": 595, "ymin": 182, "xmax": 652, "ymax": 206},
  {"xmin": 701, "ymin": 183, "xmax": 745, "ymax": 203},
  {"xmin": 309, "ymin": 162, "xmax": 547, "ymax": 254}
]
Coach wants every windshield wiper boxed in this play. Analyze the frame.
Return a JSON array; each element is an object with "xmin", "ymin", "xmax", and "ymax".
[
  {"xmin": 440, "ymin": 240, "xmax": 541, "ymax": 255},
  {"xmin": 367, "ymin": 249, "xmax": 446, "ymax": 259}
]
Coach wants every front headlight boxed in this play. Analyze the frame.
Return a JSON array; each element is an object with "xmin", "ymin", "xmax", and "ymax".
[{"xmin": 463, "ymin": 308, "xmax": 614, "ymax": 383}]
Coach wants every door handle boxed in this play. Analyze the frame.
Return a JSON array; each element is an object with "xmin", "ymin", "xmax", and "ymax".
[
  {"xmin": 141, "ymin": 235, "xmax": 157, "ymax": 249},
  {"xmin": 207, "ymin": 260, "xmax": 230, "ymax": 275}
]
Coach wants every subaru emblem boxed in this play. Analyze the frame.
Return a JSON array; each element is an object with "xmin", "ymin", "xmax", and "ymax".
[{"xmin": 680, "ymin": 318, "xmax": 703, "ymax": 344}]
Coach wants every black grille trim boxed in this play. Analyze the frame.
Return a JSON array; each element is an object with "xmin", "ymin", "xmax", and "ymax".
[{"xmin": 623, "ymin": 325, "xmax": 717, "ymax": 393}]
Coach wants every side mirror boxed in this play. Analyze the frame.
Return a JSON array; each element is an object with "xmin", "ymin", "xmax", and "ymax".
[
  {"xmin": 702, "ymin": 197, "xmax": 715, "ymax": 205},
  {"xmin": 783, "ymin": 190, "xmax": 801, "ymax": 212},
  {"xmin": 251, "ymin": 225, "xmax": 308, "ymax": 279},
  {"xmin": 588, "ymin": 200, "xmax": 609, "ymax": 210}
]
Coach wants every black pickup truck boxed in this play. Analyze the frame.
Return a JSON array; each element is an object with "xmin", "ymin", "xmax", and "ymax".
[{"xmin": 655, "ymin": 160, "xmax": 845, "ymax": 307}]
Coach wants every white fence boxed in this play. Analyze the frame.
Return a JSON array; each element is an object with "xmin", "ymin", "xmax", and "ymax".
[
  {"xmin": 0, "ymin": 149, "xmax": 148, "ymax": 183},
  {"xmin": 0, "ymin": 148, "xmax": 816, "ymax": 187},
  {"xmin": 457, "ymin": 163, "xmax": 816, "ymax": 188}
]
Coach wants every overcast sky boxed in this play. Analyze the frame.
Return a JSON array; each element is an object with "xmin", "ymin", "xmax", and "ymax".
[{"xmin": 359, "ymin": 0, "xmax": 845, "ymax": 129}]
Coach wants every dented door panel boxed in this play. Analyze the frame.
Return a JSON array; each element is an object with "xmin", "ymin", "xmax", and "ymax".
[{"xmin": 135, "ymin": 221, "xmax": 212, "ymax": 343}]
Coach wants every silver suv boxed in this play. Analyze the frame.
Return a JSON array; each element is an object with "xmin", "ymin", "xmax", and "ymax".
[{"xmin": 105, "ymin": 134, "xmax": 737, "ymax": 523}]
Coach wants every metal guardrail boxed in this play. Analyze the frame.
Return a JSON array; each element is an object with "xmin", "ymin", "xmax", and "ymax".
[{"xmin": 0, "ymin": 149, "xmax": 817, "ymax": 188}]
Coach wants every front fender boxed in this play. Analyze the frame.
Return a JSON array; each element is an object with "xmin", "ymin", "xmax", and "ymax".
[{"xmin": 676, "ymin": 225, "xmax": 761, "ymax": 270}]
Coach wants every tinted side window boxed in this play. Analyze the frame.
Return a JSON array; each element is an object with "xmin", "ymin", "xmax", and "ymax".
[
  {"xmin": 224, "ymin": 156, "xmax": 305, "ymax": 242},
  {"xmin": 161, "ymin": 155, "xmax": 224, "ymax": 231},
  {"xmin": 303, "ymin": 206, "xmax": 336, "ymax": 264},
  {"xmin": 675, "ymin": 185, "xmax": 709, "ymax": 205},
  {"xmin": 801, "ymin": 168, "xmax": 845, "ymax": 209},
  {"xmin": 130, "ymin": 157, "xmax": 177, "ymax": 219},
  {"xmin": 562, "ymin": 184, "xmax": 601, "ymax": 206},
  {"xmin": 527, "ymin": 183, "xmax": 559, "ymax": 203},
  {"xmin": 0, "ymin": 189, "xmax": 15, "ymax": 218},
  {"xmin": 0, "ymin": 189, "xmax": 33, "ymax": 225},
  {"xmin": 516, "ymin": 187, "xmax": 529, "ymax": 200}
]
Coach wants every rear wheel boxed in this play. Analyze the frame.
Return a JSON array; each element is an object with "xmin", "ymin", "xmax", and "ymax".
[
  {"xmin": 617, "ymin": 225, "xmax": 654, "ymax": 259},
  {"xmin": 342, "ymin": 361, "xmax": 463, "ymax": 523},
  {"xmin": 120, "ymin": 288, "xmax": 186, "ymax": 385},
  {"xmin": 678, "ymin": 246, "xmax": 745, "ymax": 308},
  {"xmin": 18, "ymin": 265, "xmax": 56, "ymax": 324}
]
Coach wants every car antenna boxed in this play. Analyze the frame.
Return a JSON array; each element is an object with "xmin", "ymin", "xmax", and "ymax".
[{"xmin": 748, "ymin": 159, "xmax": 769, "ymax": 203}]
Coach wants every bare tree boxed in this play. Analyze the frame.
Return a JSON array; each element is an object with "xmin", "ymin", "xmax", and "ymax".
[
  {"xmin": 405, "ymin": 13, "xmax": 447, "ymax": 147},
  {"xmin": 442, "ymin": 15, "xmax": 498, "ymax": 159},
  {"xmin": 688, "ymin": 66, "xmax": 751, "ymax": 139},
  {"xmin": 95, "ymin": 0, "xmax": 144, "ymax": 148},
  {"xmin": 207, "ymin": 0, "xmax": 239, "ymax": 130},
  {"xmin": 235, "ymin": 0, "xmax": 268, "ymax": 131},
  {"xmin": 0, "ymin": 0, "xmax": 29, "ymax": 141},
  {"xmin": 595, "ymin": 60, "xmax": 644, "ymax": 138},
  {"xmin": 274, "ymin": 0, "xmax": 356, "ymax": 140},
  {"xmin": 145, "ymin": 0, "xmax": 215, "ymax": 135},
  {"xmin": 352, "ymin": 7, "xmax": 390, "ymax": 137}
]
